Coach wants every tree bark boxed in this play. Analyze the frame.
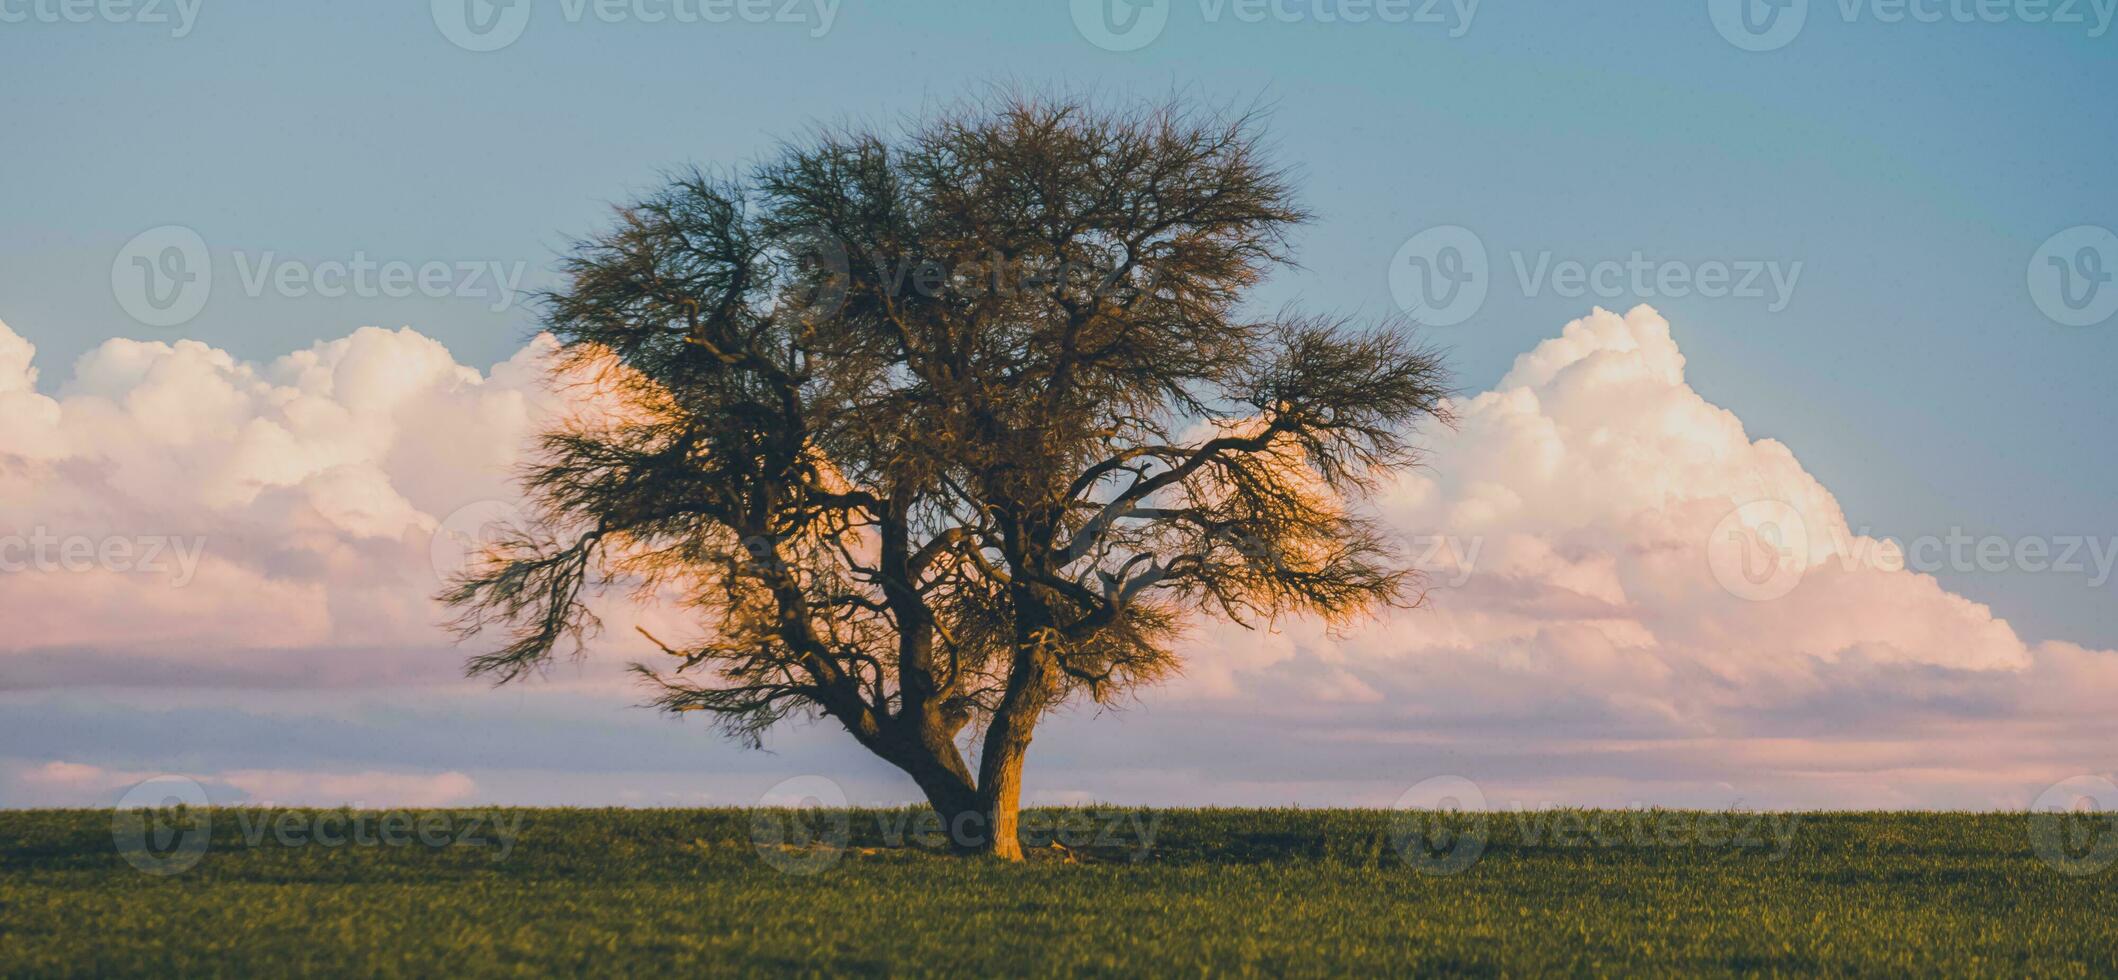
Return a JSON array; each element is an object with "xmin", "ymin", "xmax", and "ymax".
[
  {"xmin": 871, "ymin": 722, "xmax": 988, "ymax": 854},
  {"xmin": 974, "ymin": 738, "xmax": 1029, "ymax": 860},
  {"xmin": 897, "ymin": 728, "xmax": 1029, "ymax": 859},
  {"xmin": 967, "ymin": 633, "xmax": 1048, "ymax": 861}
]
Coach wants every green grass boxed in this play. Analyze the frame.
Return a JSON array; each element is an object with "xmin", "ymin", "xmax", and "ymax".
[{"xmin": 3, "ymin": 807, "xmax": 2113, "ymax": 976}]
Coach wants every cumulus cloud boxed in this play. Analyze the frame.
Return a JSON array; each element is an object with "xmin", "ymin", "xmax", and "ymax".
[
  {"xmin": 1, "ymin": 308, "xmax": 2111, "ymax": 807},
  {"xmin": 0, "ymin": 318, "xmax": 678, "ymax": 687},
  {"xmin": 1353, "ymin": 306, "xmax": 2035, "ymax": 681},
  {"xmin": 1156, "ymin": 306, "xmax": 2116, "ymax": 806}
]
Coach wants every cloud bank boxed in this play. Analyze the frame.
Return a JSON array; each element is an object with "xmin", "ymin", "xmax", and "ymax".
[{"xmin": 1, "ymin": 307, "xmax": 2111, "ymax": 807}]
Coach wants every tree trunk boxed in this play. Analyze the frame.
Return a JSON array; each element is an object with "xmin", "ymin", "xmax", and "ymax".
[
  {"xmin": 875, "ymin": 727, "xmax": 990, "ymax": 855},
  {"xmin": 906, "ymin": 768, "xmax": 982, "ymax": 852},
  {"xmin": 970, "ymin": 690, "xmax": 1037, "ymax": 860},
  {"xmin": 902, "ymin": 551, "xmax": 1051, "ymax": 861},
  {"xmin": 963, "ymin": 600, "xmax": 1052, "ymax": 861},
  {"xmin": 973, "ymin": 747, "xmax": 1027, "ymax": 860},
  {"xmin": 906, "ymin": 740, "xmax": 1028, "ymax": 859},
  {"xmin": 924, "ymin": 796, "xmax": 1016, "ymax": 858}
]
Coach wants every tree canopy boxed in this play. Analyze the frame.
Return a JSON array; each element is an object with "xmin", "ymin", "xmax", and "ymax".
[{"xmin": 444, "ymin": 92, "xmax": 1452, "ymax": 859}]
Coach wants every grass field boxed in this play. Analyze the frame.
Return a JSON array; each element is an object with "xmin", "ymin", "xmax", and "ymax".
[{"xmin": 3, "ymin": 806, "xmax": 2114, "ymax": 976}]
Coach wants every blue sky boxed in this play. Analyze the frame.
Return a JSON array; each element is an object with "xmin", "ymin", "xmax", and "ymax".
[{"xmin": 1, "ymin": 0, "xmax": 2114, "ymax": 809}]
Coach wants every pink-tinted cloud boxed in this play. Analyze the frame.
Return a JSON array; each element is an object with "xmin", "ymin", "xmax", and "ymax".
[
  {"xmin": 0, "ymin": 318, "xmax": 676, "ymax": 688},
  {"xmin": 6, "ymin": 759, "xmax": 477, "ymax": 808},
  {"xmin": 2, "ymin": 308, "xmax": 2112, "ymax": 807}
]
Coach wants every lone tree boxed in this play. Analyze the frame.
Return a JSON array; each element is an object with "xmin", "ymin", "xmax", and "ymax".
[{"xmin": 444, "ymin": 93, "xmax": 1451, "ymax": 860}]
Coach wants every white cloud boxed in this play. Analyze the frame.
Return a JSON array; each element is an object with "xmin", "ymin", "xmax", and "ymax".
[
  {"xmin": 1152, "ymin": 306, "xmax": 2115, "ymax": 805},
  {"xmin": 19, "ymin": 759, "xmax": 116, "ymax": 787},
  {"xmin": 0, "ymin": 318, "xmax": 631, "ymax": 684},
  {"xmin": 1, "ymin": 308, "xmax": 2112, "ymax": 807},
  {"xmin": 1375, "ymin": 305, "xmax": 2034, "ymax": 676},
  {"xmin": 1170, "ymin": 307, "xmax": 2053, "ymax": 703}
]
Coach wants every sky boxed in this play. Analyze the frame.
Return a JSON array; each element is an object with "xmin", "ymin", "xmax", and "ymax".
[{"xmin": 1, "ymin": 0, "xmax": 2115, "ymax": 811}]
